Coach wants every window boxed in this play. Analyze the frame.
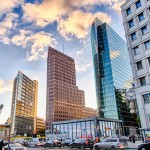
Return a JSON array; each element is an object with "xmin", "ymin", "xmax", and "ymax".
[
  {"xmin": 126, "ymin": 7, "xmax": 132, "ymax": 15},
  {"xmin": 133, "ymin": 46, "xmax": 140, "ymax": 55},
  {"xmin": 141, "ymin": 26, "xmax": 148, "ymax": 35},
  {"xmin": 139, "ymin": 77, "xmax": 146, "ymax": 86},
  {"xmin": 135, "ymin": 0, "xmax": 142, "ymax": 9},
  {"xmin": 128, "ymin": 19, "xmax": 134, "ymax": 28},
  {"xmin": 144, "ymin": 40, "xmax": 150, "ymax": 50},
  {"xmin": 131, "ymin": 32, "xmax": 137, "ymax": 41},
  {"xmin": 143, "ymin": 93, "xmax": 150, "ymax": 104},
  {"xmin": 138, "ymin": 12, "xmax": 144, "ymax": 22},
  {"xmin": 136, "ymin": 61, "xmax": 143, "ymax": 70}
]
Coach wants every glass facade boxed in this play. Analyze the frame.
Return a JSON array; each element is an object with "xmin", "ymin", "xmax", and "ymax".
[
  {"xmin": 10, "ymin": 71, "xmax": 38, "ymax": 135},
  {"xmin": 52, "ymin": 117, "xmax": 123, "ymax": 139},
  {"xmin": 91, "ymin": 19, "xmax": 138, "ymax": 135}
]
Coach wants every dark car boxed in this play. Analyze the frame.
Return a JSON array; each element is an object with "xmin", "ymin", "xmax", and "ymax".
[
  {"xmin": 70, "ymin": 138, "xmax": 94, "ymax": 149},
  {"xmin": 62, "ymin": 139, "xmax": 74, "ymax": 147},
  {"xmin": 138, "ymin": 143, "xmax": 150, "ymax": 150},
  {"xmin": 44, "ymin": 139, "xmax": 62, "ymax": 148},
  {"xmin": 21, "ymin": 140, "xmax": 29, "ymax": 147}
]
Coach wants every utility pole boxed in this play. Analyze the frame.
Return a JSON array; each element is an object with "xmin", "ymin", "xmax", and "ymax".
[{"xmin": 0, "ymin": 104, "xmax": 4, "ymax": 114}]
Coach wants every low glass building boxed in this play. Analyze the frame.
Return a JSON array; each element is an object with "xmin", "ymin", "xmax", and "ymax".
[{"xmin": 51, "ymin": 117, "xmax": 123, "ymax": 139}]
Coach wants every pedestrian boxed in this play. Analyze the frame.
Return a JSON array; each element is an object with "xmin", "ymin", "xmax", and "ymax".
[
  {"xmin": 0, "ymin": 140, "xmax": 5, "ymax": 150},
  {"xmin": 129, "ymin": 136, "xmax": 131, "ymax": 142},
  {"xmin": 142, "ymin": 136, "xmax": 144, "ymax": 143},
  {"xmin": 132, "ymin": 135, "xmax": 135, "ymax": 143}
]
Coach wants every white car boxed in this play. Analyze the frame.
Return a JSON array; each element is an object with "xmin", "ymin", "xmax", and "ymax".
[
  {"xmin": 28, "ymin": 138, "xmax": 45, "ymax": 148},
  {"xmin": 3, "ymin": 143, "xmax": 26, "ymax": 150},
  {"xmin": 94, "ymin": 138, "xmax": 128, "ymax": 150}
]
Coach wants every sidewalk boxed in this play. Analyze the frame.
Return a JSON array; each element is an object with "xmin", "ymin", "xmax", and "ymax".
[{"xmin": 127, "ymin": 141, "xmax": 142, "ymax": 149}]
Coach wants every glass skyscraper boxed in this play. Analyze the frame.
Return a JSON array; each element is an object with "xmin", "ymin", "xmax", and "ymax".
[{"xmin": 91, "ymin": 18, "xmax": 138, "ymax": 134}]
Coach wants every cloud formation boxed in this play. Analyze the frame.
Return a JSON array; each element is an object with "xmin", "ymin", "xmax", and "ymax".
[
  {"xmin": 0, "ymin": 0, "xmax": 22, "ymax": 16},
  {"xmin": 11, "ymin": 30, "xmax": 56, "ymax": 61},
  {"xmin": 0, "ymin": 79, "xmax": 13, "ymax": 94}
]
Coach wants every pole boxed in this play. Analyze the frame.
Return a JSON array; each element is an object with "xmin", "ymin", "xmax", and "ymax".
[{"xmin": 8, "ymin": 125, "xmax": 11, "ymax": 150}]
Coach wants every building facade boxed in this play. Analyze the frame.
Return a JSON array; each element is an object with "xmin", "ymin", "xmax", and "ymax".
[
  {"xmin": 10, "ymin": 71, "xmax": 38, "ymax": 135},
  {"xmin": 82, "ymin": 107, "xmax": 97, "ymax": 118},
  {"xmin": 36, "ymin": 117, "xmax": 45, "ymax": 134},
  {"xmin": 46, "ymin": 47, "xmax": 85, "ymax": 130},
  {"xmin": 91, "ymin": 18, "xmax": 138, "ymax": 134},
  {"xmin": 51, "ymin": 117, "xmax": 123, "ymax": 139},
  {"xmin": 121, "ymin": 0, "xmax": 150, "ymax": 129}
]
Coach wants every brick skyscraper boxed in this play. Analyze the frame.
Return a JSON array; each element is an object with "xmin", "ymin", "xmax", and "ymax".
[{"xmin": 46, "ymin": 47, "xmax": 85, "ymax": 130}]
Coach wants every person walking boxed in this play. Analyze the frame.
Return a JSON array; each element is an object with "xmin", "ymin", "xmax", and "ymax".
[
  {"xmin": 0, "ymin": 140, "xmax": 5, "ymax": 150},
  {"xmin": 132, "ymin": 135, "xmax": 135, "ymax": 143}
]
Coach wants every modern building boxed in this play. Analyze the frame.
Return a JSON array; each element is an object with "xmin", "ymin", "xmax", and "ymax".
[
  {"xmin": 36, "ymin": 117, "xmax": 45, "ymax": 134},
  {"xmin": 91, "ymin": 18, "xmax": 138, "ymax": 135},
  {"xmin": 46, "ymin": 47, "xmax": 85, "ymax": 131},
  {"xmin": 82, "ymin": 107, "xmax": 97, "ymax": 118},
  {"xmin": 10, "ymin": 71, "xmax": 38, "ymax": 135},
  {"xmin": 121, "ymin": 0, "xmax": 150, "ymax": 129},
  {"xmin": 51, "ymin": 117, "xmax": 123, "ymax": 139}
]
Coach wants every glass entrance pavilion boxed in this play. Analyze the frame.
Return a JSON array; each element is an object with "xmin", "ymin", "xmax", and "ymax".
[{"xmin": 51, "ymin": 117, "xmax": 123, "ymax": 139}]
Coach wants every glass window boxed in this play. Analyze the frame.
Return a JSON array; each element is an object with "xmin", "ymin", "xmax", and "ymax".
[
  {"xmin": 147, "ymin": 57, "xmax": 150, "ymax": 65},
  {"xmin": 141, "ymin": 26, "xmax": 148, "ymax": 35},
  {"xmin": 135, "ymin": 0, "xmax": 142, "ymax": 9},
  {"xmin": 144, "ymin": 40, "xmax": 150, "ymax": 50},
  {"xmin": 133, "ymin": 46, "xmax": 140, "ymax": 55},
  {"xmin": 136, "ymin": 61, "xmax": 143, "ymax": 70},
  {"xmin": 131, "ymin": 32, "xmax": 137, "ymax": 41},
  {"xmin": 143, "ymin": 93, "xmax": 150, "ymax": 104},
  {"xmin": 139, "ymin": 77, "xmax": 146, "ymax": 86},
  {"xmin": 126, "ymin": 7, "xmax": 132, "ymax": 15},
  {"xmin": 138, "ymin": 12, "xmax": 144, "ymax": 22},
  {"xmin": 128, "ymin": 19, "xmax": 134, "ymax": 28}
]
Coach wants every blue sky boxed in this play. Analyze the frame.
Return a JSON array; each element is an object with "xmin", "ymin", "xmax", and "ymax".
[{"xmin": 0, "ymin": 0, "xmax": 126, "ymax": 124}]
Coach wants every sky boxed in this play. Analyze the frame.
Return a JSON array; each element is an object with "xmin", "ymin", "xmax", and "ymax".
[{"xmin": 0, "ymin": 0, "xmax": 126, "ymax": 124}]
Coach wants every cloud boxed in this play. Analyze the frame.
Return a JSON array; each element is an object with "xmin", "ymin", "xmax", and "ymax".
[
  {"xmin": 0, "ymin": 13, "xmax": 18, "ymax": 44},
  {"xmin": 76, "ymin": 62, "xmax": 92, "ymax": 72},
  {"xmin": 76, "ymin": 49, "xmax": 84, "ymax": 56},
  {"xmin": 0, "ymin": 79, "xmax": 13, "ymax": 94},
  {"xmin": 110, "ymin": 50, "xmax": 120, "ymax": 59},
  {"xmin": 11, "ymin": 30, "xmax": 56, "ymax": 61},
  {"xmin": 112, "ymin": 0, "xmax": 125, "ymax": 14},
  {"xmin": 0, "ymin": 0, "xmax": 22, "ymax": 16},
  {"xmin": 58, "ymin": 11, "xmax": 111, "ymax": 39}
]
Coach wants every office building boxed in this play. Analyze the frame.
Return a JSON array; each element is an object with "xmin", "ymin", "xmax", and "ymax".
[
  {"xmin": 91, "ymin": 18, "xmax": 138, "ymax": 135},
  {"xmin": 121, "ymin": 0, "xmax": 150, "ymax": 129},
  {"xmin": 46, "ymin": 47, "xmax": 85, "ymax": 130},
  {"xmin": 82, "ymin": 107, "xmax": 97, "ymax": 118},
  {"xmin": 36, "ymin": 117, "xmax": 45, "ymax": 134},
  {"xmin": 51, "ymin": 117, "xmax": 123, "ymax": 139},
  {"xmin": 10, "ymin": 71, "xmax": 38, "ymax": 135}
]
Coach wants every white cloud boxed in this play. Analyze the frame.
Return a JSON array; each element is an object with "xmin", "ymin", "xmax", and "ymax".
[
  {"xmin": 112, "ymin": 0, "xmax": 125, "ymax": 14},
  {"xmin": 76, "ymin": 49, "xmax": 84, "ymax": 56},
  {"xmin": 0, "ymin": 79, "xmax": 13, "ymax": 94},
  {"xmin": 0, "ymin": 0, "xmax": 22, "ymax": 16},
  {"xmin": 11, "ymin": 30, "xmax": 56, "ymax": 61},
  {"xmin": 0, "ymin": 13, "xmax": 18, "ymax": 44},
  {"xmin": 76, "ymin": 62, "xmax": 92, "ymax": 72}
]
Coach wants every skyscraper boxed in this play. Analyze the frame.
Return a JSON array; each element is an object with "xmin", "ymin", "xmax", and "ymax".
[
  {"xmin": 46, "ymin": 47, "xmax": 85, "ymax": 130},
  {"xmin": 91, "ymin": 18, "xmax": 138, "ymax": 134},
  {"xmin": 121, "ymin": 0, "xmax": 150, "ymax": 129},
  {"xmin": 10, "ymin": 71, "xmax": 38, "ymax": 135}
]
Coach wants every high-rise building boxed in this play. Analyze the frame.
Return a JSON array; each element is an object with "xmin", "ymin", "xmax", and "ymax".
[
  {"xmin": 36, "ymin": 117, "xmax": 45, "ymax": 134},
  {"xmin": 91, "ymin": 18, "xmax": 138, "ymax": 134},
  {"xmin": 10, "ymin": 71, "xmax": 38, "ymax": 135},
  {"xmin": 121, "ymin": 0, "xmax": 150, "ymax": 129},
  {"xmin": 82, "ymin": 107, "xmax": 97, "ymax": 118},
  {"xmin": 46, "ymin": 47, "xmax": 85, "ymax": 130}
]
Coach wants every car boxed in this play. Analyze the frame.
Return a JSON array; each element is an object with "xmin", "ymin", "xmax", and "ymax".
[
  {"xmin": 138, "ymin": 143, "xmax": 150, "ymax": 150},
  {"xmin": 28, "ymin": 138, "xmax": 45, "ymax": 148},
  {"xmin": 62, "ymin": 139, "xmax": 74, "ymax": 147},
  {"xmin": 44, "ymin": 139, "xmax": 62, "ymax": 148},
  {"xmin": 69, "ymin": 138, "xmax": 94, "ymax": 149},
  {"xmin": 94, "ymin": 138, "xmax": 128, "ymax": 150},
  {"xmin": 3, "ymin": 143, "xmax": 27, "ymax": 150},
  {"xmin": 21, "ymin": 140, "xmax": 29, "ymax": 147}
]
